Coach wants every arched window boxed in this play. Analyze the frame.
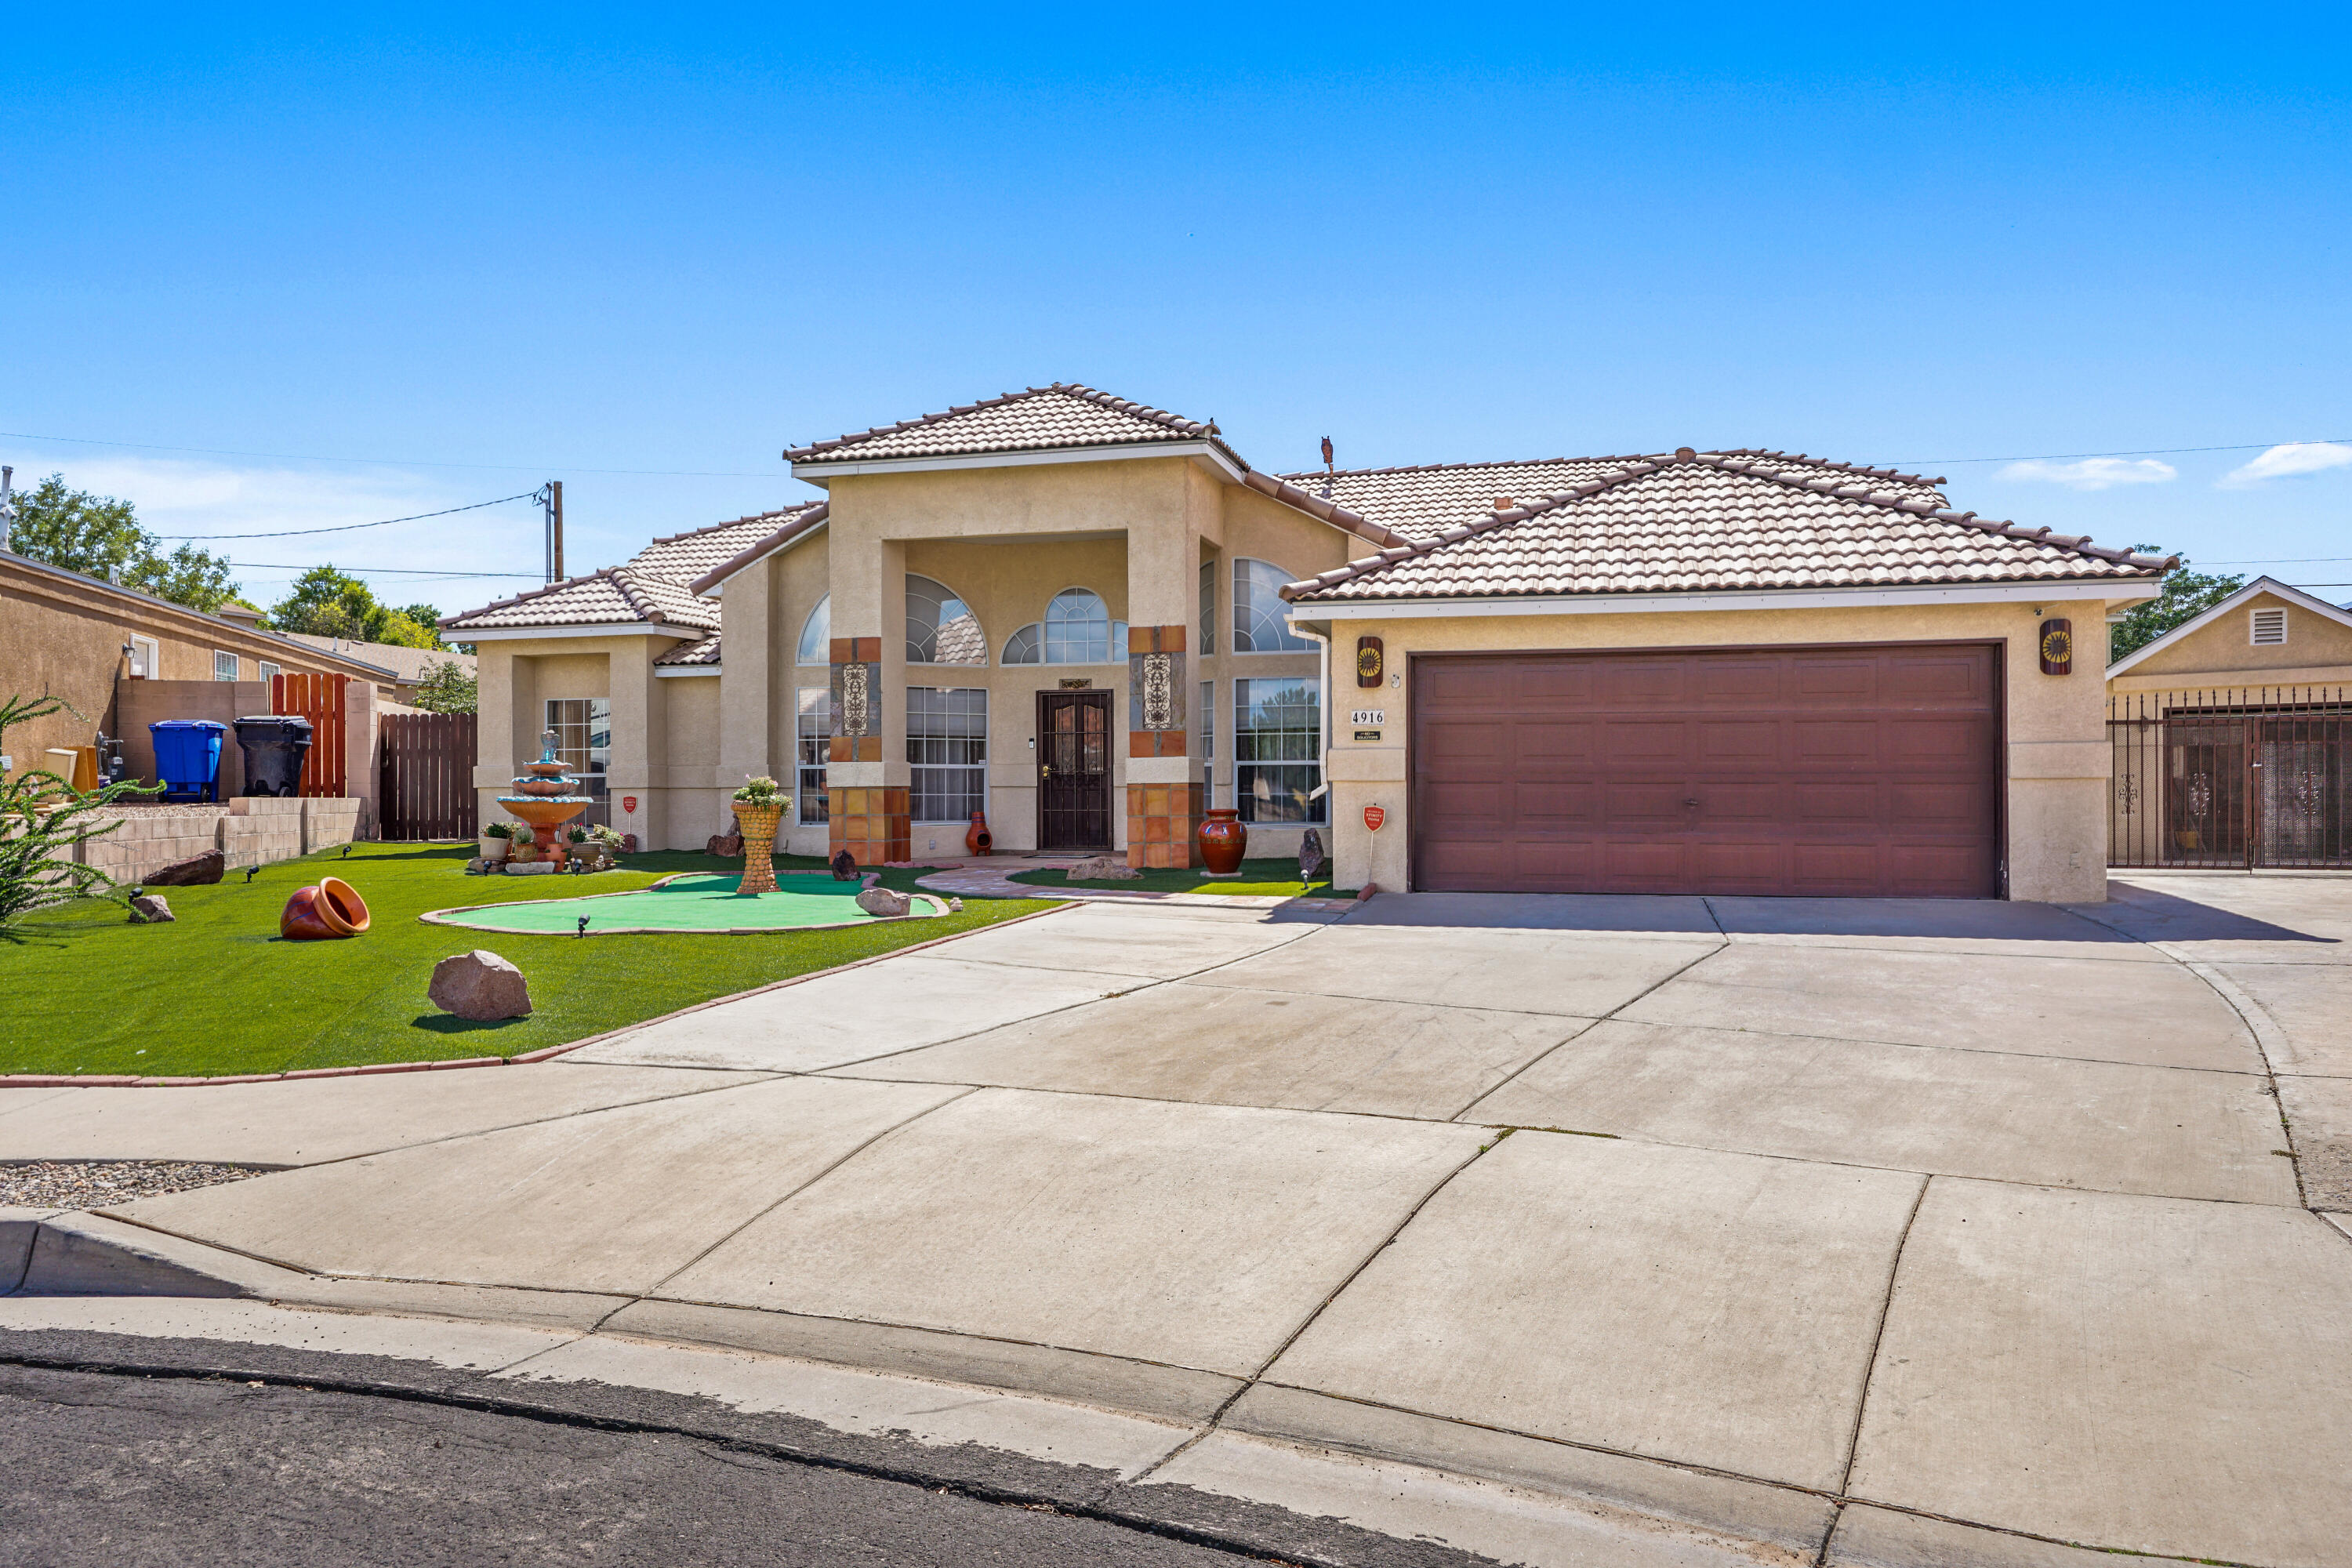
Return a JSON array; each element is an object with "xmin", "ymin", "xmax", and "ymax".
[
  {"xmin": 907, "ymin": 575, "xmax": 985, "ymax": 666},
  {"xmin": 1232, "ymin": 559, "xmax": 1310, "ymax": 653},
  {"xmin": 796, "ymin": 594, "xmax": 830, "ymax": 665},
  {"xmin": 1004, "ymin": 590, "xmax": 1126, "ymax": 665}
]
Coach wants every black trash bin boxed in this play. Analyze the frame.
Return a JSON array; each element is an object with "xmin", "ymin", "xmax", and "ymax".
[{"xmin": 233, "ymin": 715, "xmax": 314, "ymax": 797}]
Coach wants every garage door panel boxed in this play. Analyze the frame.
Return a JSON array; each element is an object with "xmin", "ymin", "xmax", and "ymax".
[
  {"xmin": 1791, "ymin": 720, "xmax": 1882, "ymax": 766},
  {"xmin": 1414, "ymin": 645, "xmax": 2000, "ymax": 898}
]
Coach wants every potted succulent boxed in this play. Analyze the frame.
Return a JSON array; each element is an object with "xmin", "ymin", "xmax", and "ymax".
[
  {"xmin": 731, "ymin": 775, "xmax": 790, "ymax": 895},
  {"xmin": 478, "ymin": 821, "xmax": 514, "ymax": 863}
]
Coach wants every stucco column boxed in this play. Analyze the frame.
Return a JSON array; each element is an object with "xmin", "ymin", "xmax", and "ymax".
[
  {"xmin": 606, "ymin": 641, "xmax": 666, "ymax": 848},
  {"xmin": 828, "ymin": 534, "xmax": 909, "ymax": 865},
  {"xmin": 717, "ymin": 560, "xmax": 773, "ymax": 796},
  {"xmin": 472, "ymin": 648, "xmax": 520, "ymax": 830},
  {"xmin": 1124, "ymin": 522, "xmax": 1197, "ymax": 868}
]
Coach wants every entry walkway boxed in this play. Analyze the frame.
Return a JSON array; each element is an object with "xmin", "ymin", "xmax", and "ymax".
[{"xmin": 5, "ymin": 874, "xmax": 2350, "ymax": 1567}]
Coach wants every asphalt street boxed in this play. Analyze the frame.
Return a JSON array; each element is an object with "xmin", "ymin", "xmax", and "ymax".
[{"xmin": 0, "ymin": 1364, "xmax": 1250, "ymax": 1567}]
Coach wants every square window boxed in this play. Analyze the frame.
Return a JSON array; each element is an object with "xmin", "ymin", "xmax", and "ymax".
[{"xmin": 212, "ymin": 650, "xmax": 238, "ymax": 681}]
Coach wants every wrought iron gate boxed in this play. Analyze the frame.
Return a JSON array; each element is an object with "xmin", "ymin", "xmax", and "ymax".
[{"xmin": 2109, "ymin": 688, "xmax": 2352, "ymax": 868}]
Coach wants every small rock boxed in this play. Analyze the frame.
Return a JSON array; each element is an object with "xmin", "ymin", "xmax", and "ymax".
[
  {"xmin": 830, "ymin": 849, "xmax": 858, "ymax": 881},
  {"xmin": 855, "ymin": 886, "xmax": 912, "ymax": 918},
  {"xmin": 947, "ymin": 897, "xmax": 964, "ymax": 912},
  {"xmin": 126, "ymin": 893, "xmax": 175, "ymax": 924},
  {"xmin": 707, "ymin": 832, "xmax": 743, "ymax": 858},
  {"xmin": 1065, "ymin": 855, "xmax": 1141, "ymax": 881},
  {"xmin": 428, "ymin": 949, "xmax": 532, "ymax": 1021},
  {"xmin": 147, "ymin": 851, "xmax": 225, "ymax": 887}
]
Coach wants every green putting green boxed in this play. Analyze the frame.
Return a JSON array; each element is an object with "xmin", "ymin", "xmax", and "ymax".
[{"xmin": 426, "ymin": 872, "xmax": 923, "ymax": 934}]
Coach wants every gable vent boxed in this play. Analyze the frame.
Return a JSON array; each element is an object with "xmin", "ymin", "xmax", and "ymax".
[{"xmin": 2251, "ymin": 607, "xmax": 2288, "ymax": 645}]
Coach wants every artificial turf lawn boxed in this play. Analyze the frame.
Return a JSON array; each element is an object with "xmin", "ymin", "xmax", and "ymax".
[
  {"xmin": 0, "ymin": 843, "xmax": 1055, "ymax": 1079},
  {"xmin": 433, "ymin": 873, "xmax": 887, "ymax": 934},
  {"xmin": 1007, "ymin": 857, "xmax": 1338, "ymax": 898}
]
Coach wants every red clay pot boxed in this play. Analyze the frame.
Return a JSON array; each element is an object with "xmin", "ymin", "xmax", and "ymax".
[
  {"xmin": 1196, "ymin": 808, "xmax": 1248, "ymax": 876},
  {"xmin": 966, "ymin": 811, "xmax": 993, "ymax": 856},
  {"xmin": 280, "ymin": 877, "xmax": 371, "ymax": 941}
]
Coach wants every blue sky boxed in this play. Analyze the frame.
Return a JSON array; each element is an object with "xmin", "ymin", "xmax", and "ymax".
[{"xmin": 5, "ymin": 5, "xmax": 2348, "ymax": 615}]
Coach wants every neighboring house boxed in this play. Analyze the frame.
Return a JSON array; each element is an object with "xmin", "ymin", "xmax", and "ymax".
[
  {"xmin": 1, "ymin": 546, "xmax": 399, "ymax": 788},
  {"xmin": 2102, "ymin": 577, "xmax": 2352, "ymax": 871},
  {"xmin": 274, "ymin": 632, "xmax": 475, "ymax": 707},
  {"xmin": 2105, "ymin": 576, "xmax": 2352, "ymax": 692},
  {"xmin": 445, "ymin": 383, "xmax": 2172, "ymax": 902}
]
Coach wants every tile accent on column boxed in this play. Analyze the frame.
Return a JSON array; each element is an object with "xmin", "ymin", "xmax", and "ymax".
[
  {"xmin": 828, "ymin": 785, "xmax": 912, "ymax": 867},
  {"xmin": 1124, "ymin": 780, "xmax": 1203, "ymax": 870}
]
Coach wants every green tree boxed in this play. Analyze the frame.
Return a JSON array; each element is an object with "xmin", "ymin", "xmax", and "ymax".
[
  {"xmin": 263, "ymin": 566, "xmax": 445, "ymax": 648},
  {"xmin": 411, "ymin": 658, "xmax": 477, "ymax": 713},
  {"xmin": 2111, "ymin": 549, "xmax": 2247, "ymax": 662},
  {"xmin": 7, "ymin": 474, "xmax": 240, "ymax": 613}
]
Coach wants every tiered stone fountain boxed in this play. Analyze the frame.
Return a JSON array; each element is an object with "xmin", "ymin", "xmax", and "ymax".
[{"xmin": 498, "ymin": 729, "xmax": 593, "ymax": 866}]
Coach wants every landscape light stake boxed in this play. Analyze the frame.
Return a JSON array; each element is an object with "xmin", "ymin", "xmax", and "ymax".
[
  {"xmin": 576, "ymin": 916, "xmax": 589, "ymax": 938},
  {"xmin": 244, "ymin": 865, "xmax": 259, "ymax": 884}
]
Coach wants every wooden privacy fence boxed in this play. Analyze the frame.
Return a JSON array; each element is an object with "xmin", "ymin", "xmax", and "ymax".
[
  {"xmin": 2108, "ymin": 686, "xmax": 2352, "ymax": 869},
  {"xmin": 270, "ymin": 672, "xmax": 349, "ymax": 797},
  {"xmin": 380, "ymin": 711, "xmax": 479, "ymax": 840}
]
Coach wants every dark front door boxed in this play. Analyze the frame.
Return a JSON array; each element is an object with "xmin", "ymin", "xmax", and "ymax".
[
  {"xmin": 1036, "ymin": 691, "xmax": 1113, "ymax": 851},
  {"xmin": 1412, "ymin": 644, "xmax": 2003, "ymax": 898}
]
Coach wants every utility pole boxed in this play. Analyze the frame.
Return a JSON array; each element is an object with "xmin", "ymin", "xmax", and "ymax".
[{"xmin": 540, "ymin": 480, "xmax": 566, "ymax": 582}]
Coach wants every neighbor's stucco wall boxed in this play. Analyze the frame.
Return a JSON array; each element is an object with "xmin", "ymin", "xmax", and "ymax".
[
  {"xmin": 1316, "ymin": 595, "xmax": 2118, "ymax": 904},
  {"xmin": 0, "ymin": 554, "xmax": 390, "ymax": 788},
  {"xmin": 2109, "ymin": 589, "xmax": 2352, "ymax": 691}
]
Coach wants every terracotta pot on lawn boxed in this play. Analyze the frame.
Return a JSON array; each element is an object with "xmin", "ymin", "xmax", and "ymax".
[
  {"xmin": 966, "ymin": 811, "xmax": 993, "ymax": 856},
  {"xmin": 1196, "ymin": 808, "xmax": 1248, "ymax": 877},
  {"xmin": 281, "ymin": 876, "xmax": 371, "ymax": 940},
  {"xmin": 734, "ymin": 802, "xmax": 784, "ymax": 895}
]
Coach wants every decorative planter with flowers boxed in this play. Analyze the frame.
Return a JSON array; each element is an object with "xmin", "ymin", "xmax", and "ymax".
[
  {"xmin": 731, "ymin": 776, "xmax": 790, "ymax": 895},
  {"xmin": 477, "ymin": 822, "xmax": 513, "ymax": 863}
]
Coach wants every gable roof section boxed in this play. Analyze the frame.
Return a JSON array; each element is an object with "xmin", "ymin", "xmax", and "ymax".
[
  {"xmin": 653, "ymin": 631, "xmax": 723, "ymax": 666},
  {"xmin": 787, "ymin": 383, "xmax": 1247, "ymax": 470},
  {"xmin": 688, "ymin": 502, "xmax": 829, "ymax": 595},
  {"xmin": 2106, "ymin": 575, "xmax": 2352, "ymax": 678},
  {"xmin": 444, "ymin": 504, "xmax": 822, "ymax": 634},
  {"xmin": 1276, "ymin": 450, "xmax": 1950, "ymax": 539},
  {"xmin": 1285, "ymin": 450, "xmax": 2172, "ymax": 605}
]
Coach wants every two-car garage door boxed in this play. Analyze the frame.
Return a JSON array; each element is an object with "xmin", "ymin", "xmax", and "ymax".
[{"xmin": 1411, "ymin": 644, "xmax": 2002, "ymax": 898}]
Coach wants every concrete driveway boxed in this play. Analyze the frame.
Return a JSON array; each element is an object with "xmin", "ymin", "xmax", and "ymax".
[{"xmin": 5, "ymin": 872, "xmax": 2350, "ymax": 1567}]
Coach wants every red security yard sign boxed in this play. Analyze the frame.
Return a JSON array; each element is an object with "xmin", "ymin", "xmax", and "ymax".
[
  {"xmin": 1364, "ymin": 805, "xmax": 1386, "ymax": 833},
  {"xmin": 622, "ymin": 796, "xmax": 639, "ymax": 814}
]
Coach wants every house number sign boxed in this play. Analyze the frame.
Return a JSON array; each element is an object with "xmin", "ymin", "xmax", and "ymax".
[{"xmin": 1350, "ymin": 710, "xmax": 1385, "ymax": 726}]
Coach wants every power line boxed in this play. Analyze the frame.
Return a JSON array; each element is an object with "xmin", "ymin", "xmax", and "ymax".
[
  {"xmin": 0, "ymin": 429, "xmax": 782, "ymax": 478},
  {"xmin": 155, "ymin": 491, "xmax": 539, "ymax": 540},
  {"xmin": 1895, "ymin": 438, "xmax": 2351, "ymax": 466},
  {"xmin": 230, "ymin": 562, "xmax": 543, "ymax": 577}
]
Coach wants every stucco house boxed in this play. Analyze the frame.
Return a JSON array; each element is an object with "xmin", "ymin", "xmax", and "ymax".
[
  {"xmin": 2103, "ymin": 576, "xmax": 2352, "ymax": 871},
  {"xmin": 445, "ymin": 383, "xmax": 2176, "ymax": 902}
]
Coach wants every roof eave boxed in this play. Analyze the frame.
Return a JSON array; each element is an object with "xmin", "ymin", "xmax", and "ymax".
[
  {"xmin": 1287, "ymin": 579, "xmax": 2165, "ymax": 619},
  {"xmin": 2105, "ymin": 575, "xmax": 2352, "ymax": 678}
]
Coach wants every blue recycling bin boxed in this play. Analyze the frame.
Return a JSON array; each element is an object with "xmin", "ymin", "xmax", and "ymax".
[{"xmin": 150, "ymin": 720, "xmax": 227, "ymax": 803}]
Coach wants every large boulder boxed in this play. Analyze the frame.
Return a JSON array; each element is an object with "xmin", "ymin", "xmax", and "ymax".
[
  {"xmin": 428, "ymin": 949, "xmax": 532, "ymax": 1021},
  {"xmin": 855, "ymin": 886, "xmax": 912, "ymax": 918},
  {"xmin": 1065, "ymin": 855, "xmax": 1141, "ymax": 881},
  {"xmin": 147, "ymin": 851, "xmax": 225, "ymax": 887}
]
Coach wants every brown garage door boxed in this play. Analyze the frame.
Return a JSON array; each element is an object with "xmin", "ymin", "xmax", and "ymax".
[{"xmin": 1412, "ymin": 644, "xmax": 2002, "ymax": 898}]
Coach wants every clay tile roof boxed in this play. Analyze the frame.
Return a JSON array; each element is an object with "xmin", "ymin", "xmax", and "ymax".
[
  {"xmin": 653, "ymin": 632, "xmax": 723, "ymax": 666},
  {"xmin": 686, "ymin": 502, "xmax": 830, "ymax": 596},
  {"xmin": 786, "ymin": 383, "xmax": 1247, "ymax": 469},
  {"xmin": 1283, "ymin": 451, "xmax": 2175, "ymax": 605},
  {"xmin": 444, "ymin": 503, "xmax": 822, "ymax": 634},
  {"xmin": 1273, "ymin": 450, "xmax": 1951, "ymax": 539}
]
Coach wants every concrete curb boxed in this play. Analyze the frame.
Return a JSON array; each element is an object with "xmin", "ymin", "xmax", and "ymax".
[{"xmin": 0, "ymin": 899, "xmax": 1079, "ymax": 1088}]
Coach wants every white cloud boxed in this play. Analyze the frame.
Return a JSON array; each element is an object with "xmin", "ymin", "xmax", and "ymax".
[
  {"xmin": 5, "ymin": 452, "xmax": 543, "ymax": 611},
  {"xmin": 2220, "ymin": 441, "xmax": 2352, "ymax": 488},
  {"xmin": 1997, "ymin": 457, "xmax": 2178, "ymax": 492}
]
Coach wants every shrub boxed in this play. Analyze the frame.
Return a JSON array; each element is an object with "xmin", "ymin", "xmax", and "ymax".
[{"xmin": 0, "ymin": 694, "xmax": 161, "ymax": 927}]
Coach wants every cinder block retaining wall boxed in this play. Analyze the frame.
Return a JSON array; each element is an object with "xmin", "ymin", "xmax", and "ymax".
[{"xmin": 74, "ymin": 798, "xmax": 361, "ymax": 884}]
